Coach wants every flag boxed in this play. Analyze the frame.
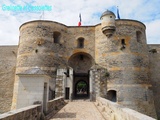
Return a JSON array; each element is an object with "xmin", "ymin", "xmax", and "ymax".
[
  {"xmin": 117, "ymin": 7, "xmax": 120, "ymax": 19},
  {"xmin": 78, "ymin": 13, "xmax": 82, "ymax": 26}
]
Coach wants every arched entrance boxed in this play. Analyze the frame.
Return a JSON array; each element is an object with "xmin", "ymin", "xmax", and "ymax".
[
  {"xmin": 75, "ymin": 80, "xmax": 89, "ymax": 98},
  {"xmin": 68, "ymin": 52, "xmax": 93, "ymax": 73},
  {"xmin": 68, "ymin": 52, "xmax": 93, "ymax": 99},
  {"xmin": 106, "ymin": 90, "xmax": 117, "ymax": 102}
]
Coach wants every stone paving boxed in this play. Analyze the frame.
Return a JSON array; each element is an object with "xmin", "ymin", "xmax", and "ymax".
[{"xmin": 50, "ymin": 101, "xmax": 105, "ymax": 120}]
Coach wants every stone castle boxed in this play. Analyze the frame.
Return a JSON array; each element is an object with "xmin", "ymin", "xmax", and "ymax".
[{"xmin": 0, "ymin": 10, "xmax": 159, "ymax": 119}]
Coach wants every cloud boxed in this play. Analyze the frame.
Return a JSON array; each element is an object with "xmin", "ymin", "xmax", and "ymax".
[
  {"xmin": 146, "ymin": 19, "xmax": 160, "ymax": 44},
  {"xmin": 0, "ymin": 0, "xmax": 159, "ymax": 45}
]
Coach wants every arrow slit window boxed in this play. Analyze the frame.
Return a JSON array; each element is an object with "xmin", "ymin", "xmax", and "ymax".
[
  {"xmin": 136, "ymin": 31, "xmax": 142, "ymax": 43},
  {"xmin": 53, "ymin": 32, "xmax": 61, "ymax": 43},
  {"xmin": 77, "ymin": 37, "xmax": 84, "ymax": 48}
]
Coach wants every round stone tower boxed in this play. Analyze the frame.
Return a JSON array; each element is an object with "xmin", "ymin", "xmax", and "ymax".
[
  {"xmin": 12, "ymin": 20, "xmax": 68, "ymax": 109},
  {"xmin": 100, "ymin": 10, "xmax": 116, "ymax": 37},
  {"xmin": 16, "ymin": 20, "xmax": 67, "ymax": 75},
  {"xmin": 95, "ymin": 10, "xmax": 157, "ymax": 118}
]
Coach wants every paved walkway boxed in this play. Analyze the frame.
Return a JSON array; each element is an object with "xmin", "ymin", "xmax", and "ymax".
[{"xmin": 50, "ymin": 101, "xmax": 105, "ymax": 120}]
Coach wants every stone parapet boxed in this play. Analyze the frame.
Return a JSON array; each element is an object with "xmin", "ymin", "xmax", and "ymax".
[
  {"xmin": 0, "ymin": 97, "xmax": 66, "ymax": 120},
  {"xmin": 95, "ymin": 97, "xmax": 157, "ymax": 120},
  {"xmin": 0, "ymin": 105, "xmax": 41, "ymax": 120},
  {"xmin": 46, "ymin": 97, "xmax": 66, "ymax": 120}
]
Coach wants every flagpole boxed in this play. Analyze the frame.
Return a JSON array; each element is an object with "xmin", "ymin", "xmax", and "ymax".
[
  {"xmin": 78, "ymin": 13, "xmax": 82, "ymax": 26},
  {"xmin": 117, "ymin": 6, "xmax": 120, "ymax": 19}
]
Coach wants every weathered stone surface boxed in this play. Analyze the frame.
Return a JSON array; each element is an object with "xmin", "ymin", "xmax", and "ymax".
[
  {"xmin": 148, "ymin": 44, "xmax": 160, "ymax": 119},
  {"xmin": 0, "ymin": 46, "xmax": 17, "ymax": 113},
  {"xmin": 50, "ymin": 101, "xmax": 105, "ymax": 120},
  {"xmin": 95, "ymin": 20, "xmax": 157, "ymax": 118},
  {"xmin": 96, "ymin": 97, "xmax": 157, "ymax": 120},
  {"xmin": 0, "ymin": 105, "xmax": 41, "ymax": 120},
  {"xmin": 46, "ymin": 97, "xmax": 66, "ymax": 119},
  {"xmin": 0, "ymin": 18, "xmax": 159, "ymax": 119}
]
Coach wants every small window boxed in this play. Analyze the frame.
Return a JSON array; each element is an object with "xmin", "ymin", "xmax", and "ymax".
[
  {"xmin": 110, "ymin": 16, "xmax": 112, "ymax": 18},
  {"xmin": 77, "ymin": 37, "xmax": 84, "ymax": 48},
  {"xmin": 149, "ymin": 49, "xmax": 157, "ymax": 54},
  {"xmin": 120, "ymin": 39, "xmax": 126, "ymax": 50},
  {"xmin": 136, "ymin": 31, "xmax": 142, "ymax": 43},
  {"xmin": 53, "ymin": 32, "xmax": 61, "ymax": 43},
  {"xmin": 121, "ymin": 39, "xmax": 126, "ymax": 45}
]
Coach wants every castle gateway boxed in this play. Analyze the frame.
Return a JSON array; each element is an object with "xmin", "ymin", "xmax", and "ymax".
[{"xmin": 0, "ymin": 10, "xmax": 159, "ymax": 119}]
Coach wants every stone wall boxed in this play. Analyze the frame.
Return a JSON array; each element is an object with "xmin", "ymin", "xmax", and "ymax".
[
  {"xmin": 148, "ymin": 44, "xmax": 160, "ymax": 119},
  {"xmin": 0, "ymin": 97, "xmax": 66, "ymax": 120},
  {"xmin": 66, "ymin": 26, "xmax": 95, "ymax": 60},
  {"xmin": 17, "ymin": 21, "xmax": 95, "ymax": 76},
  {"xmin": 95, "ymin": 20, "xmax": 157, "ymax": 118},
  {"xmin": 95, "ymin": 97, "xmax": 156, "ymax": 120},
  {"xmin": 55, "ymin": 75, "xmax": 64, "ymax": 98},
  {"xmin": 16, "ymin": 20, "xmax": 95, "ymax": 103},
  {"xmin": 46, "ymin": 97, "xmax": 66, "ymax": 119},
  {"xmin": 0, "ymin": 46, "xmax": 17, "ymax": 113},
  {"xmin": 13, "ymin": 21, "xmax": 68, "ymax": 109},
  {"xmin": 17, "ymin": 21, "xmax": 68, "ymax": 76},
  {"xmin": 0, "ymin": 105, "xmax": 41, "ymax": 120},
  {"xmin": 0, "ymin": 19, "xmax": 159, "ymax": 119}
]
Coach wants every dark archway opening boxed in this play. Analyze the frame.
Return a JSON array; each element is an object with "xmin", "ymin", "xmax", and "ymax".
[
  {"xmin": 107, "ymin": 90, "xmax": 117, "ymax": 102},
  {"xmin": 75, "ymin": 80, "xmax": 89, "ymax": 99},
  {"xmin": 68, "ymin": 52, "xmax": 93, "ymax": 100}
]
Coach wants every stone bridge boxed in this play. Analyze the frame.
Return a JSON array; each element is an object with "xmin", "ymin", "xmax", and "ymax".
[
  {"xmin": 50, "ymin": 101, "xmax": 105, "ymax": 120},
  {"xmin": 0, "ymin": 97, "xmax": 156, "ymax": 120}
]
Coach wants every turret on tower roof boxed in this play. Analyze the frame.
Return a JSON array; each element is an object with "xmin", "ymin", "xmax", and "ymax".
[{"xmin": 100, "ymin": 10, "xmax": 116, "ymax": 19}]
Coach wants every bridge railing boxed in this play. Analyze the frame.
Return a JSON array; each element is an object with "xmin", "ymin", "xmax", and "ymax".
[
  {"xmin": 95, "ymin": 97, "xmax": 156, "ymax": 120},
  {"xmin": 45, "ymin": 97, "xmax": 66, "ymax": 119},
  {"xmin": 0, "ymin": 105, "xmax": 41, "ymax": 120},
  {"xmin": 0, "ymin": 97, "xmax": 66, "ymax": 120}
]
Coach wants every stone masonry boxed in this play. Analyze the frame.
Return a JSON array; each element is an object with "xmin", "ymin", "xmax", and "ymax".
[
  {"xmin": 0, "ymin": 46, "xmax": 17, "ymax": 113},
  {"xmin": 0, "ymin": 10, "xmax": 159, "ymax": 119}
]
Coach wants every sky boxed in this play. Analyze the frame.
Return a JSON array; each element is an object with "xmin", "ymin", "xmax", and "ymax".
[{"xmin": 0, "ymin": 0, "xmax": 160, "ymax": 45}]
